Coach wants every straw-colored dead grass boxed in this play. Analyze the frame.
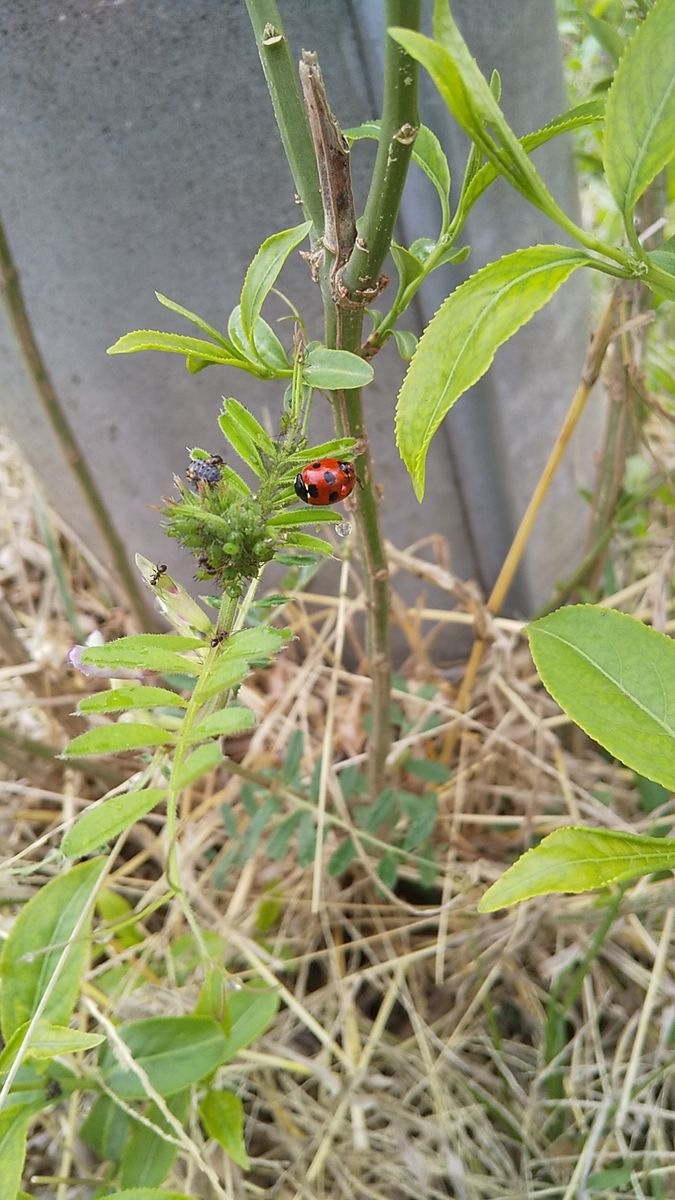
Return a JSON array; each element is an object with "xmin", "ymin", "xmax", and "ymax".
[{"xmin": 1, "ymin": 419, "xmax": 674, "ymax": 1200}]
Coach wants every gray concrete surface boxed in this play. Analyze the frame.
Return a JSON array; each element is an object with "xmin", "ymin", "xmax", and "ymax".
[{"xmin": 0, "ymin": 0, "xmax": 600, "ymax": 629}]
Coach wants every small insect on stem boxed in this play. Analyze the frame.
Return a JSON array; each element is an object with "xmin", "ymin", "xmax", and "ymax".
[
  {"xmin": 211, "ymin": 631, "xmax": 228, "ymax": 648},
  {"xmin": 149, "ymin": 563, "xmax": 167, "ymax": 586}
]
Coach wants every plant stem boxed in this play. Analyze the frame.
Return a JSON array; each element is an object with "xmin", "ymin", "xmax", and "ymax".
[
  {"xmin": 0, "ymin": 217, "xmax": 152, "ymax": 630},
  {"xmin": 244, "ymin": 0, "xmax": 323, "ymax": 235}
]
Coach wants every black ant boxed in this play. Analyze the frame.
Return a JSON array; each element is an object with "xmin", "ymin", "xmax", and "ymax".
[{"xmin": 149, "ymin": 563, "xmax": 167, "ymax": 586}]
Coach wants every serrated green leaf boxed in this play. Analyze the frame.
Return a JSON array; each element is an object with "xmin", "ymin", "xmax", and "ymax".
[
  {"xmin": 604, "ymin": 0, "xmax": 675, "ymax": 231},
  {"xmin": 106, "ymin": 329, "xmax": 243, "ymax": 365},
  {"xmin": 80, "ymin": 634, "xmax": 205, "ymax": 676},
  {"xmin": 101, "ymin": 1016, "xmax": 228, "ymax": 1100},
  {"xmin": 154, "ymin": 292, "xmax": 234, "ymax": 349},
  {"xmin": 174, "ymin": 742, "xmax": 224, "ymax": 789},
  {"xmin": 217, "ymin": 407, "xmax": 264, "ymax": 475},
  {"xmin": 283, "ymin": 532, "xmax": 334, "ymax": 556},
  {"xmin": 479, "ymin": 826, "xmax": 675, "ymax": 912},
  {"xmin": 220, "ymin": 984, "xmax": 280, "ymax": 1060},
  {"xmin": 63, "ymin": 724, "xmax": 176, "ymax": 758},
  {"xmin": 62, "ymin": 788, "xmax": 166, "ymax": 857},
  {"xmin": 78, "ymin": 686, "xmax": 187, "ymax": 714},
  {"xmin": 291, "ymin": 437, "xmax": 358, "ymax": 462},
  {"xmin": 240, "ymin": 222, "xmax": 311, "ymax": 341},
  {"xmin": 1, "ymin": 858, "xmax": 106, "ymax": 1041},
  {"xmin": 301, "ymin": 346, "xmax": 374, "ymax": 390},
  {"xmin": 187, "ymin": 706, "xmax": 256, "ymax": 743},
  {"xmin": 120, "ymin": 1089, "xmax": 189, "ymax": 1189},
  {"xmin": 199, "ymin": 1089, "xmax": 250, "ymax": 1169},
  {"xmin": 528, "ymin": 605, "xmax": 675, "ymax": 789},
  {"xmin": 221, "ymin": 396, "xmax": 277, "ymax": 456},
  {"xmin": 0, "ymin": 1021, "xmax": 104, "ymax": 1073},
  {"xmin": 396, "ymin": 245, "xmax": 590, "ymax": 499}
]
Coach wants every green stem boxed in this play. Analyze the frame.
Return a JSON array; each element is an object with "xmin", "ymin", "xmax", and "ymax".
[
  {"xmin": 244, "ymin": 0, "xmax": 323, "ymax": 235},
  {"xmin": 0, "ymin": 217, "xmax": 152, "ymax": 630}
]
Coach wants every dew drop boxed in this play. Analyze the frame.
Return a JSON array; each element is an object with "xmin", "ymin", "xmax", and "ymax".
[{"xmin": 335, "ymin": 520, "xmax": 352, "ymax": 538}]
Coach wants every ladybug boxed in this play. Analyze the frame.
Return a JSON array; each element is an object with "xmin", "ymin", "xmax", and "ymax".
[
  {"xmin": 186, "ymin": 454, "xmax": 223, "ymax": 488},
  {"xmin": 294, "ymin": 459, "xmax": 356, "ymax": 506}
]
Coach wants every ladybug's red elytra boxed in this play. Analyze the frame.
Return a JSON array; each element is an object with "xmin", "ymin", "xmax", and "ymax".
[{"xmin": 294, "ymin": 459, "xmax": 356, "ymax": 506}]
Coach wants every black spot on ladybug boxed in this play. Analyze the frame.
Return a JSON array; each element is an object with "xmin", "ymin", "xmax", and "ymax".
[
  {"xmin": 312, "ymin": 461, "xmax": 322, "ymax": 469},
  {"xmin": 323, "ymin": 469, "xmax": 337, "ymax": 485},
  {"xmin": 308, "ymin": 483, "xmax": 320, "ymax": 498},
  {"xmin": 329, "ymin": 490, "xmax": 339, "ymax": 502}
]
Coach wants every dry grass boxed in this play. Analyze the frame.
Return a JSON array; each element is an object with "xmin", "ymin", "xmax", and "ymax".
[{"xmin": 1, "ymin": 414, "xmax": 674, "ymax": 1200}]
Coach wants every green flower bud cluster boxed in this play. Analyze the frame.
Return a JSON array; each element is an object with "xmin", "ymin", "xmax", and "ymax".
[{"xmin": 162, "ymin": 473, "xmax": 277, "ymax": 596}]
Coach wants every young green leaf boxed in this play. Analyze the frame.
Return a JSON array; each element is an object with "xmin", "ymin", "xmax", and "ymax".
[
  {"xmin": 217, "ymin": 408, "xmax": 264, "ymax": 475},
  {"xmin": 528, "ymin": 605, "xmax": 675, "ymax": 789},
  {"xmin": 80, "ymin": 634, "xmax": 205, "ymax": 676},
  {"xmin": 266, "ymin": 507, "xmax": 342, "ymax": 527},
  {"xmin": 154, "ymin": 292, "xmax": 234, "ymax": 349},
  {"xmin": 221, "ymin": 396, "xmax": 277, "ymax": 456},
  {"xmin": 106, "ymin": 329, "xmax": 243, "ymax": 366},
  {"xmin": 63, "ymin": 724, "xmax": 176, "ymax": 758},
  {"xmin": 390, "ymin": 242, "xmax": 424, "ymax": 294},
  {"xmin": 100, "ymin": 1015, "xmax": 229, "ymax": 1100},
  {"xmin": 479, "ymin": 826, "xmax": 675, "ymax": 912},
  {"xmin": 119, "ymin": 1090, "xmax": 189, "ymax": 1189},
  {"xmin": 240, "ymin": 221, "xmax": 312, "ymax": 341},
  {"xmin": 199, "ymin": 1089, "xmax": 250, "ymax": 1169},
  {"xmin": 301, "ymin": 346, "xmax": 375, "ymax": 390},
  {"xmin": 187, "ymin": 706, "xmax": 256, "ymax": 743},
  {"xmin": 396, "ymin": 245, "xmax": 590, "ymax": 498},
  {"xmin": 392, "ymin": 329, "xmax": 418, "ymax": 361},
  {"xmin": 282, "ymin": 532, "xmax": 334, "ymax": 556},
  {"xmin": 174, "ymin": 742, "xmax": 224, "ymax": 789},
  {"xmin": 62, "ymin": 787, "xmax": 166, "ymax": 857},
  {"xmin": 0, "ymin": 1021, "xmax": 104, "ymax": 1074},
  {"xmin": 228, "ymin": 304, "xmax": 290, "ymax": 373},
  {"xmin": 604, "ymin": 0, "xmax": 675, "ymax": 235},
  {"xmin": 136, "ymin": 555, "xmax": 213, "ymax": 636},
  {"xmin": 290, "ymin": 437, "xmax": 358, "ymax": 462},
  {"xmin": 1, "ymin": 857, "xmax": 106, "ymax": 1041},
  {"xmin": 77, "ymin": 686, "xmax": 187, "ymax": 714}
]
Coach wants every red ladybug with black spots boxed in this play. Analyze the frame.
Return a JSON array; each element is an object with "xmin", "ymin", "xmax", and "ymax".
[{"xmin": 294, "ymin": 459, "xmax": 356, "ymax": 506}]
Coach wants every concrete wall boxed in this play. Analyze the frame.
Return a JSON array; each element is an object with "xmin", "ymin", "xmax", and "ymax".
[{"xmin": 0, "ymin": 1, "xmax": 600, "ymax": 621}]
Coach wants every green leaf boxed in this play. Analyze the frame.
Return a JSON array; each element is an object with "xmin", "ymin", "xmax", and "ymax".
[
  {"xmin": 462, "ymin": 99, "xmax": 605, "ymax": 217},
  {"xmin": 0, "ymin": 1021, "xmax": 104, "ymax": 1073},
  {"xmin": 217, "ymin": 407, "xmax": 264, "ymax": 476},
  {"xmin": 240, "ymin": 222, "xmax": 312, "ymax": 341},
  {"xmin": 63, "ymin": 725, "xmax": 176, "ymax": 758},
  {"xmin": 345, "ymin": 119, "xmax": 450, "ymax": 231},
  {"xmin": 528, "ymin": 605, "xmax": 675, "ymax": 789},
  {"xmin": 199, "ymin": 1089, "xmax": 250, "ymax": 1169},
  {"xmin": 390, "ymin": 241, "xmax": 424, "ymax": 293},
  {"xmin": 80, "ymin": 1094, "xmax": 130, "ymax": 1164},
  {"xmin": 583, "ymin": 12, "xmax": 624, "ymax": 63},
  {"xmin": 174, "ymin": 742, "xmax": 224, "ymax": 789},
  {"xmin": 187, "ymin": 706, "xmax": 256, "ymax": 743},
  {"xmin": 392, "ymin": 328, "xmax": 418, "ymax": 361},
  {"xmin": 221, "ymin": 985, "xmax": 279, "ymax": 1061},
  {"xmin": 604, "ymin": 0, "xmax": 675, "ymax": 231},
  {"xmin": 78, "ymin": 686, "xmax": 187, "ymax": 714},
  {"xmin": 0, "ymin": 1105, "xmax": 34, "ymax": 1200},
  {"xmin": 228, "ymin": 304, "xmax": 290, "ymax": 373},
  {"xmin": 328, "ymin": 836, "xmax": 357, "ymax": 876},
  {"xmin": 80, "ymin": 634, "xmax": 205, "ymax": 676},
  {"xmin": 377, "ymin": 850, "xmax": 399, "ymax": 889},
  {"xmin": 267, "ymin": 811, "xmax": 304, "ymax": 860},
  {"xmin": 291, "ymin": 437, "xmax": 358, "ymax": 462},
  {"xmin": 197, "ymin": 627, "xmax": 289, "ymax": 701},
  {"xmin": 396, "ymin": 245, "xmax": 590, "ymax": 498},
  {"xmin": 301, "ymin": 346, "xmax": 374, "ymax": 390},
  {"xmin": 266, "ymin": 507, "xmax": 342, "ymax": 528},
  {"xmin": 479, "ymin": 825, "xmax": 675, "ymax": 912},
  {"xmin": 62, "ymin": 788, "xmax": 166, "ymax": 857},
  {"xmin": 154, "ymin": 292, "xmax": 234, "ymax": 349},
  {"xmin": 100, "ymin": 1015, "xmax": 228, "ymax": 1100},
  {"xmin": 221, "ymin": 396, "xmax": 277, "ymax": 457},
  {"xmin": 120, "ymin": 1090, "xmax": 189, "ymax": 1189},
  {"xmin": 1, "ymin": 858, "xmax": 106, "ymax": 1041},
  {"xmin": 282, "ymin": 532, "xmax": 334, "ymax": 555},
  {"xmin": 106, "ymin": 329, "xmax": 243, "ymax": 366}
]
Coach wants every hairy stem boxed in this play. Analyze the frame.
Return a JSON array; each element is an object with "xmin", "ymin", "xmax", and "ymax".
[{"xmin": 0, "ymin": 218, "xmax": 152, "ymax": 629}]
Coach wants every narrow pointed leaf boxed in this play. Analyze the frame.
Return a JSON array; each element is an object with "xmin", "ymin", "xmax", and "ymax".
[
  {"xmin": 80, "ymin": 634, "xmax": 205, "ymax": 676},
  {"xmin": 174, "ymin": 742, "xmax": 224, "ymax": 789},
  {"xmin": 106, "ymin": 329, "xmax": 243, "ymax": 365},
  {"xmin": 267, "ymin": 507, "xmax": 342, "ymax": 527},
  {"xmin": 218, "ymin": 408, "xmax": 264, "ymax": 475},
  {"xmin": 220, "ymin": 985, "xmax": 280, "ymax": 1061},
  {"xmin": 283, "ymin": 532, "xmax": 334, "ymax": 555},
  {"xmin": 136, "ymin": 555, "xmax": 213, "ymax": 635},
  {"xmin": 154, "ymin": 292, "xmax": 234, "ymax": 349},
  {"xmin": 188, "ymin": 706, "xmax": 256, "ymax": 743},
  {"xmin": 63, "ymin": 725, "xmax": 176, "ymax": 758},
  {"xmin": 199, "ymin": 1089, "xmax": 250, "ymax": 1169},
  {"xmin": 396, "ymin": 245, "xmax": 590, "ymax": 498},
  {"xmin": 291, "ymin": 437, "xmax": 358, "ymax": 462},
  {"xmin": 222, "ymin": 396, "xmax": 276, "ymax": 456},
  {"xmin": 604, "ymin": 0, "xmax": 675, "ymax": 228},
  {"xmin": 240, "ymin": 222, "xmax": 312, "ymax": 339},
  {"xmin": 0, "ymin": 1021, "xmax": 104, "ymax": 1072},
  {"xmin": 0, "ymin": 1106, "xmax": 33, "ymax": 1200},
  {"xmin": 62, "ymin": 788, "xmax": 166, "ymax": 857},
  {"xmin": 479, "ymin": 826, "xmax": 675, "ymax": 912},
  {"xmin": 528, "ymin": 605, "xmax": 675, "ymax": 789},
  {"xmin": 1, "ymin": 857, "xmax": 106, "ymax": 1040},
  {"xmin": 77, "ymin": 686, "xmax": 187, "ymax": 715},
  {"xmin": 583, "ymin": 12, "xmax": 624, "ymax": 63},
  {"xmin": 100, "ymin": 1015, "xmax": 228, "ymax": 1099}
]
